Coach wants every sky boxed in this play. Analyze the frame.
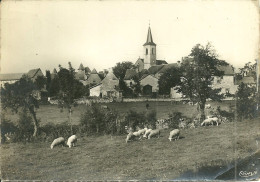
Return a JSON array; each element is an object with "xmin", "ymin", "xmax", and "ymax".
[{"xmin": 1, "ymin": 0, "xmax": 259, "ymax": 74}]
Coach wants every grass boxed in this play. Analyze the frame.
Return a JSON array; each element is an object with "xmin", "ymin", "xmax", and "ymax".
[
  {"xmin": 1, "ymin": 117, "xmax": 259, "ymax": 180},
  {"xmin": 2, "ymin": 100, "xmax": 234, "ymax": 126}
]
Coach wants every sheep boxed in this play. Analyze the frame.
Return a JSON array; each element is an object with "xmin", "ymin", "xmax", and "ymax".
[
  {"xmin": 132, "ymin": 128, "xmax": 148, "ymax": 140},
  {"xmin": 168, "ymin": 129, "xmax": 180, "ymax": 141},
  {"xmin": 205, "ymin": 104, "xmax": 211, "ymax": 109},
  {"xmin": 201, "ymin": 117, "xmax": 219, "ymax": 126},
  {"xmin": 143, "ymin": 129, "xmax": 152, "ymax": 138},
  {"xmin": 67, "ymin": 135, "xmax": 77, "ymax": 148},
  {"xmin": 50, "ymin": 137, "xmax": 65, "ymax": 149},
  {"xmin": 125, "ymin": 132, "xmax": 135, "ymax": 143},
  {"xmin": 148, "ymin": 129, "xmax": 160, "ymax": 139}
]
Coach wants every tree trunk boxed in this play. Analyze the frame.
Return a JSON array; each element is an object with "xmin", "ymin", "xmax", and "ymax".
[
  {"xmin": 30, "ymin": 109, "xmax": 39, "ymax": 137},
  {"xmin": 199, "ymin": 102, "xmax": 206, "ymax": 121}
]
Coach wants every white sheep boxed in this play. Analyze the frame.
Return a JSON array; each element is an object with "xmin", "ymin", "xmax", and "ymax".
[
  {"xmin": 201, "ymin": 117, "xmax": 219, "ymax": 126},
  {"xmin": 143, "ymin": 129, "xmax": 152, "ymax": 138},
  {"xmin": 168, "ymin": 129, "xmax": 180, "ymax": 141},
  {"xmin": 67, "ymin": 135, "xmax": 77, "ymax": 148},
  {"xmin": 126, "ymin": 132, "xmax": 135, "ymax": 143},
  {"xmin": 50, "ymin": 137, "xmax": 65, "ymax": 149},
  {"xmin": 148, "ymin": 129, "xmax": 160, "ymax": 139}
]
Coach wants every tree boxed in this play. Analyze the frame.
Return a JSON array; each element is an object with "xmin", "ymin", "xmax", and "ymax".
[
  {"xmin": 45, "ymin": 70, "xmax": 52, "ymax": 95},
  {"xmin": 113, "ymin": 62, "xmax": 137, "ymax": 96},
  {"xmin": 56, "ymin": 62, "xmax": 87, "ymax": 133},
  {"xmin": 176, "ymin": 43, "xmax": 227, "ymax": 121},
  {"xmin": 35, "ymin": 75, "xmax": 46, "ymax": 90},
  {"xmin": 236, "ymin": 83, "xmax": 258, "ymax": 120},
  {"xmin": 1, "ymin": 76, "xmax": 40, "ymax": 137},
  {"xmin": 158, "ymin": 66, "xmax": 182, "ymax": 95}
]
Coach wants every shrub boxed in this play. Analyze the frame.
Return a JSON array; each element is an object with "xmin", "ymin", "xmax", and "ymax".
[
  {"xmin": 124, "ymin": 110, "xmax": 146, "ymax": 131},
  {"xmin": 236, "ymin": 83, "xmax": 258, "ymax": 121},
  {"xmin": 168, "ymin": 112, "xmax": 183, "ymax": 129},
  {"xmin": 1, "ymin": 114, "xmax": 17, "ymax": 143},
  {"xmin": 145, "ymin": 110, "xmax": 157, "ymax": 129}
]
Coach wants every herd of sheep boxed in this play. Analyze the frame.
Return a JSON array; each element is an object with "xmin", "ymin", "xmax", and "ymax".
[{"xmin": 50, "ymin": 134, "xmax": 77, "ymax": 149}]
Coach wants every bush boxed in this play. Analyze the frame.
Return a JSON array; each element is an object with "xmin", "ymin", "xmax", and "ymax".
[
  {"xmin": 39, "ymin": 122, "xmax": 80, "ymax": 142},
  {"xmin": 236, "ymin": 83, "xmax": 258, "ymax": 121},
  {"xmin": 1, "ymin": 114, "xmax": 17, "ymax": 143},
  {"xmin": 80, "ymin": 104, "xmax": 119, "ymax": 135},
  {"xmin": 145, "ymin": 110, "xmax": 157, "ymax": 129},
  {"xmin": 167, "ymin": 112, "xmax": 183, "ymax": 129},
  {"xmin": 124, "ymin": 110, "xmax": 146, "ymax": 131}
]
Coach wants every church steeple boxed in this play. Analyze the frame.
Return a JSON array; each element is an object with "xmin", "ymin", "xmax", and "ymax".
[
  {"xmin": 143, "ymin": 26, "xmax": 156, "ymax": 69},
  {"xmin": 143, "ymin": 26, "xmax": 156, "ymax": 46}
]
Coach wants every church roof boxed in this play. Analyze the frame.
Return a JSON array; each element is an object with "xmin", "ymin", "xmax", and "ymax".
[
  {"xmin": 143, "ymin": 26, "xmax": 156, "ymax": 46},
  {"xmin": 124, "ymin": 69, "xmax": 138, "ymax": 80},
  {"xmin": 156, "ymin": 60, "xmax": 168, "ymax": 65},
  {"xmin": 148, "ymin": 65, "xmax": 164, "ymax": 74}
]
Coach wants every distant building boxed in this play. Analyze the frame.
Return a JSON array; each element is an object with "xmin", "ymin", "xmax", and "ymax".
[
  {"xmin": 124, "ymin": 69, "xmax": 138, "ymax": 87},
  {"xmin": 140, "ymin": 74, "xmax": 159, "ymax": 95},
  {"xmin": 26, "ymin": 68, "xmax": 45, "ymax": 82},
  {"xmin": 86, "ymin": 69, "xmax": 102, "ymax": 86},
  {"xmin": 0, "ymin": 73, "xmax": 24, "ymax": 88}
]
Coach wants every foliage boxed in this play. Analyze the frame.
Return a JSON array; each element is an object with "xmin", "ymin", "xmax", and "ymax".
[
  {"xmin": 45, "ymin": 70, "xmax": 52, "ymax": 95},
  {"xmin": 124, "ymin": 110, "xmax": 146, "ymax": 131},
  {"xmin": 49, "ymin": 76, "xmax": 60, "ymax": 97},
  {"xmin": 176, "ymin": 43, "xmax": 227, "ymax": 120},
  {"xmin": 239, "ymin": 61, "xmax": 257, "ymax": 80},
  {"xmin": 0, "ymin": 114, "xmax": 17, "ymax": 143},
  {"xmin": 1, "ymin": 76, "xmax": 40, "ymax": 137},
  {"xmin": 145, "ymin": 110, "xmax": 157, "ymax": 129},
  {"xmin": 35, "ymin": 75, "xmax": 47, "ymax": 90},
  {"xmin": 168, "ymin": 112, "xmax": 183, "ymax": 129},
  {"xmin": 159, "ymin": 66, "xmax": 182, "ymax": 95},
  {"xmin": 236, "ymin": 83, "xmax": 258, "ymax": 120},
  {"xmin": 113, "ymin": 61, "xmax": 136, "ymax": 80},
  {"xmin": 80, "ymin": 104, "xmax": 119, "ymax": 135}
]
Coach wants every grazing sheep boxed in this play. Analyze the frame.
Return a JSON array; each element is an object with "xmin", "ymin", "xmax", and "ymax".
[
  {"xmin": 67, "ymin": 135, "xmax": 77, "ymax": 148},
  {"xmin": 201, "ymin": 117, "xmax": 219, "ymax": 126},
  {"xmin": 168, "ymin": 129, "xmax": 180, "ymax": 141},
  {"xmin": 205, "ymin": 104, "xmax": 211, "ymax": 109},
  {"xmin": 148, "ymin": 129, "xmax": 160, "ymax": 139},
  {"xmin": 126, "ymin": 132, "xmax": 135, "ymax": 143},
  {"xmin": 132, "ymin": 128, "xmax": 147, "ymax": 140},
  {"xmin": 143, "ymin": 129, "xmax": 152, "ymax": 138},
  {"xmin": 50, "ymin": 137, "xmax": 65, "ymax": 149}
]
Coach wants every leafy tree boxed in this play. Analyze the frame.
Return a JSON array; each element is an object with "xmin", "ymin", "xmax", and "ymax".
[
  {"xmin": 45, "ymin": 70, "xmax": 51, "ymax": 95},
  {"xmin": 113, "ymin": 62, "xmax": 137, "ymax": 96},
  {"xmin": 1, "ymin": 76, "xmax": 40, "ymax": 137},
  {"xmin": 113, "ymin": 61, "xmax": 136, "ymax": 80},
  {"xmin": 176, "ymin": 43, "xmax": 227, "ymax": 121},
  {"xmin": 159, "ymin": 66, "xmax": 182, "ymax": 95},
  {"xmin": 35, "ymin": 75, "xmax": 46, "ymax": 90},
  {"xmin": 49, "ymin": 76, "xmax": 60, "ymax": 97},
  {"xmin": 239, "ymin": 61, "xmax": 257, "ymax": 80},
  {"xmin": 236, "ymin": 83, "xmax": 258, "ymax": 120}
]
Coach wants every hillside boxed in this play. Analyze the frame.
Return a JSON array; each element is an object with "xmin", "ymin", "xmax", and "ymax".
[{"xmin": 1, "ymin": 117, "xmax": 259, "ymax": 180}]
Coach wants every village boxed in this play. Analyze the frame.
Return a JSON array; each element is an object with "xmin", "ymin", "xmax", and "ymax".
[
  {"xmin": 0, "ymin": 26, "xmax": 257, "ymax": 103},
  {"xmin": 1, "ymin": 1, "xmax": 259, "ymax": 180}
]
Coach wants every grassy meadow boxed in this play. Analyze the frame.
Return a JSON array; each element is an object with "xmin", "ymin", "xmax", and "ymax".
[
  {"xmin": 1, "ymin": 117, "xmax": 259, "ymax": 180},
  {"xmin": 1, "ymin": 100, "xmax": 259, "ymax": 180},
  {"xmin": 2, "ymin": 100, "xmax": 234, "ymax": 126}
]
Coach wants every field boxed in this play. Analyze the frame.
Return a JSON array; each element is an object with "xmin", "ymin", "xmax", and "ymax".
[
  {"xmin": 1, "ymin": 101, "xmax": 259, "ymax": 180},
  {"xmin": 2, "ymin": 101, "xmax": 234, "ymax": 126}
]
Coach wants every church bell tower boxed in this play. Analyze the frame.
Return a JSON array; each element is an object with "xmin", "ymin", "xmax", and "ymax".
[{"xmin": 143, "ymin": 26, "xmax": 156, "ymax": 69}]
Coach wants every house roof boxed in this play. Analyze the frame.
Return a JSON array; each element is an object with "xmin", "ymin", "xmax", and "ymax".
[
  {"xmin": 91, "ymin": 68, "xmax": 98, "ymax": 74},
  {"xmin": 235, "ymin": 76, "xmax": 256, "ymax": 85},
  {"xmin": 143, "ymin": 26, "xmax": 156, "ymax": 46},
  {"xmin": 87, "ymin": 73, "xmax": 101, "ymax": 84},
  {"xmin": 124, "ymin": 69, "xmax": 138, "ymax": 80},
  {"xmin": 140, "ymin": 74, "xmax": 149, "ymax": 80},
  {"xmin": 89, "ymin": 83, "xmax": 102, "ymax": 89},
  {"xmin": 156, "ymin": 60, "xmax": 168, "ymax": 65},
  {"xmin": 217, "ymin": 65, "xmax": 234, "ymax": 75},
  {"xmin": 78, "ymin": 63, "xmax": 85, "ymax": 70},
  {"xmin": 27, "ymin": 68, "xmax": 43, "ymax": 78},
  {"xmin": 148, "ymin": 65, "xmax": 164, "ymax": 74},
  {"xmin": 102, "ymin": 71, "xmax": 118, "ymax": 81},
  {"xmin": 157, "ymin": 63, "xmax": 178, "ymax": 74},
  {"xmin": 0, "ymin": 73, "xmax": 24, "ymax": 81}
]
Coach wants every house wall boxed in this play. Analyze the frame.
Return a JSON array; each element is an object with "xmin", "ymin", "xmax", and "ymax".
[
  {"xmin": 140, "ymin": 75, "xmax": 158, "ymax": 92},
  {"xmin": 212, "ymin": 76, "xmax": 238, "ymax": 95},
  {"xmin": 90, "ymin": 85, "xmax": 101, "ymax": 97}
]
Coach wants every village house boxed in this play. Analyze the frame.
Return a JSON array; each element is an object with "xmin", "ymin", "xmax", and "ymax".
[
  {"xmin": 0, "ymin": 73, "xmax": 24, "ymax": 88},
  {"xmin": 90, "ymin": 70, "xmax": 121, "ymax": 98}
]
